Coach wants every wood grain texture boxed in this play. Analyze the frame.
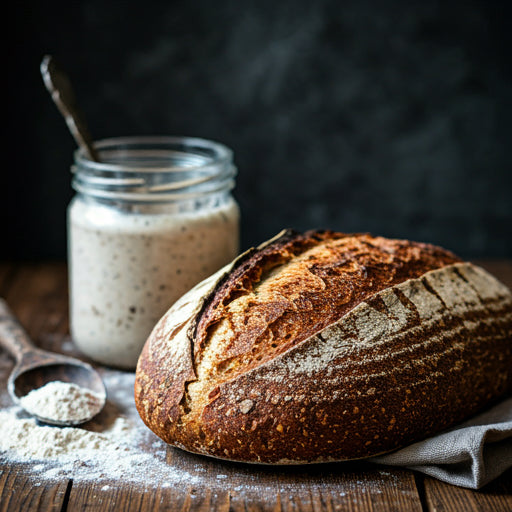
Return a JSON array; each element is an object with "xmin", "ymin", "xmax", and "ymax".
[
  {"xmin": 164, "ymin": 448, "xmax": 424, "ymax": 512},
  {"xmin": 423, "ymin": 468, "xmax": 512, "ymax": 512},
  {"xmin": 66, "ymin": 481, "xmax": 192, "ymax": 512},
  {"xmin": 0, "ymin": 261, "xmax": 511, "ymax": 512},
  {"xmin": 65, "ymin": 465, "xmax": 423, "ymax": 512},
  {"xmin": 0, "ymin": 466, "xmax": 70, "ymax": 512}
]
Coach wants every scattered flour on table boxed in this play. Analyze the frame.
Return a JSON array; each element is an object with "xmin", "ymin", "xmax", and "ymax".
[
  {"xmin": 0, "ymin": 371, "xmax": 197, "ymax": 486},
  {"xmin": 19, "ymin": 381, "xmax": 104, "ymax": 424}
]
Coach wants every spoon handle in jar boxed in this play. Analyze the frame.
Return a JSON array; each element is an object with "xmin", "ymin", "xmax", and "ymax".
[
  {"xmin": 40, "ymin": 55, "xmax": 100, "ymax": 162},
  {"xmin": 0, "ymin": 298, "xmax": 36, "ymax": 362}
]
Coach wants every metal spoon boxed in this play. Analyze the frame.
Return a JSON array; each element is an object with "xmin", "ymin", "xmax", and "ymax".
[
  {"xmin": 0, "ymin": 298, "xmax": 106, "ymax": 426},
  {"xmin": 40, "ymin": 54, "xmax": 100, "ymax": 162}
]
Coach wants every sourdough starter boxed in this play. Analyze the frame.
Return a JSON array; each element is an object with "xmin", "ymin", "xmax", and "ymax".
[{"xmin": 69, "ymin": 196, "xmax": 239, "ymax": 368}]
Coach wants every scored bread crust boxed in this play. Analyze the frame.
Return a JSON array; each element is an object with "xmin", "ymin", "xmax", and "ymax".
[{"xmin": 134, "ymin": 230, "xmax": 512, "ymax": 464}]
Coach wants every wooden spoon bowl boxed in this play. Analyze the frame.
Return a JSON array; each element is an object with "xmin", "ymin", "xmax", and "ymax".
[{"xmin": 0, "ymin": 298, "xmax": 106, "ymax": 426}]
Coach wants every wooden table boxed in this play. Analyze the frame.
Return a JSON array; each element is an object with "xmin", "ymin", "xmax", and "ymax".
[{"xmin": 0, "ymin": 261, "xmax": 511, "ymax": 512}]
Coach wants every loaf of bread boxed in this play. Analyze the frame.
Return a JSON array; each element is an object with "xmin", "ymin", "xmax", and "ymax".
[{"xmin": 134, "ymin": 230, "xmax": 512, "ymax": 464}]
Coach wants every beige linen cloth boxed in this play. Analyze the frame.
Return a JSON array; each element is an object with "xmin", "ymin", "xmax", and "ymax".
[{"xmin": 369, "ymin": 397, "xmax": 512, "ymax": 489}]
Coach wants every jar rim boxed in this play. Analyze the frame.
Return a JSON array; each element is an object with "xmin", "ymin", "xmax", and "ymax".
[
  {"xmin": 74, "ymin": 135, "xmax": 233, "ymax": 173},
  {"xmin": 72, "ymin": 135, "xmax": 236, "ymax": 202}
]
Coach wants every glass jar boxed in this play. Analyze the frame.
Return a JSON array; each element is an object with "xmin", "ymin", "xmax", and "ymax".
[{"xmin": 68, "ymin": 136, "xmax": 240, "ymax": 369}]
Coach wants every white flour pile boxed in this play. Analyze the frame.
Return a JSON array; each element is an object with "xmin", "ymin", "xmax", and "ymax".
[
  {"xmin": 0, "ymin": 371, "xmax": 198, "ymax": 486},
  {"xmin": 19, "ymin": 381, "xmax": 104, "ymax": 424},
  {"xmin": 0, "ymin": 410, "xmax": 128, "ymax": 459}
]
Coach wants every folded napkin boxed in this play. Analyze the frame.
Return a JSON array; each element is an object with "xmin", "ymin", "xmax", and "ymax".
[{"xmin": 369, "ymin": 397, "xmax": 512, "ymax": 489}]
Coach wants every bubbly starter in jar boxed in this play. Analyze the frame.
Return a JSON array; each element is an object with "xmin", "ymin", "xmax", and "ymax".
[
  {"xmin": 67, "ymin": 136, "xmax": 239, "ymax": 369},
  {"xmin": 69, "ymin": 199, "xmax": 238, "ymax": 368}
]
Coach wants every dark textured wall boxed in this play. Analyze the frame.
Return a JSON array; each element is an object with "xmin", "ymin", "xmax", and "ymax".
[{"xmin": 5, "ymin": 0, "xmax": 512, "ymax": 259}]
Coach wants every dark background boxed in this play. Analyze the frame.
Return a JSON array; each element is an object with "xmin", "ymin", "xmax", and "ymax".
[{"xmin": 5, "ymin": 0, "xmax": 512, "ymax": 260}]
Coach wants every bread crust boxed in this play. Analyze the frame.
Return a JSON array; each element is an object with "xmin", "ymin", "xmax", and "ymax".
[{"xmin": 134, "ymin": 230, "xmax": 512, "ymax": 463}]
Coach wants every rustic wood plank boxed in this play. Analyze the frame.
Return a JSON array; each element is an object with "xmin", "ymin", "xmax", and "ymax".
[
  {"xmin": 65, "ymin": 481, "xmax": 192, "ymax": 512},
  {"xmin": 423, "ymin": 468, "xmax": 512, "ymax": 512},
  {"xmin": 64, "ymin": 449, "xmax": 423, "ymax": 512},
  {"xmin": 65, "ymin": 461, "xmax": 422, "ymax": 511},
  {"xmin": 171, "ymin": 448, "xmax": 422, "ymax": 512},
  {"xmin": 0, "ymin": 465, "xmax": 70, "ymax": 512}
]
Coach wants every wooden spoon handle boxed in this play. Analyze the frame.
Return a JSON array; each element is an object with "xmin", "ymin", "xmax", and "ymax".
[{"xmin": 0, "ymin": 298, "xmax": 35, "ymax": 363}]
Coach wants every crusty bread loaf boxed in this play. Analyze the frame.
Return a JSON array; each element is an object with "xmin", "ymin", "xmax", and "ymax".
[{"xmin": 134, "ymin": 230, "xmax": 512, "ymax": 464}]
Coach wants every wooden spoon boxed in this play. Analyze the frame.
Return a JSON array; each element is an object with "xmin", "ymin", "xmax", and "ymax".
[
  {"xmin": 40, "ymin": 54, "xmax": 100, "ymax": 162},
  {"xmin": 0, "ymin": 298, "xmax": 106, "ymax": 426}
]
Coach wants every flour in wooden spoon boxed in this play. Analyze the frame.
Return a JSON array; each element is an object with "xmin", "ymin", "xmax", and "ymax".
[{"xmin": 19, "ymin": 381, "xmax": 103, "ymax": 423}]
